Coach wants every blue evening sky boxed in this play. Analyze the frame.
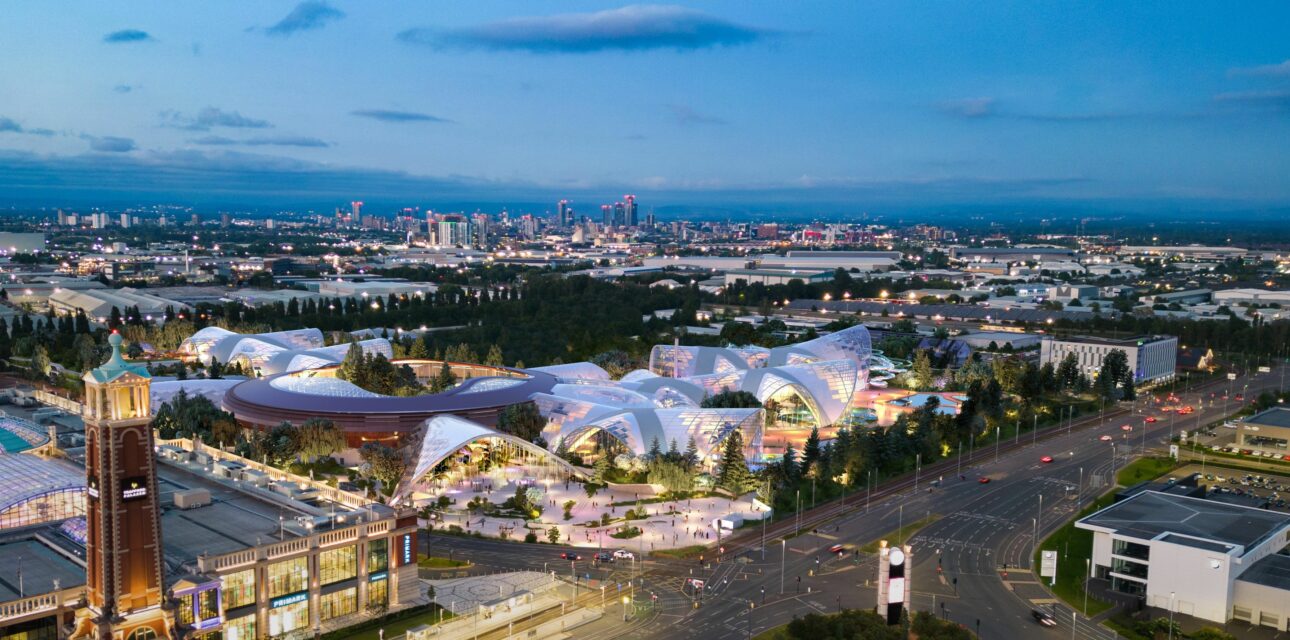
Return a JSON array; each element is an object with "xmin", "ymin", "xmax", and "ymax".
[{"xmin": 1, "ymin": 2, "xmax": 1289, "ymax": 212}]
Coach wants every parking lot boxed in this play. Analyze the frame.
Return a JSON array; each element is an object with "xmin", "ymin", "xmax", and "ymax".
[{"xmin": 1173, "ymin": 462, "xmax": 1290, "ymax": 512}]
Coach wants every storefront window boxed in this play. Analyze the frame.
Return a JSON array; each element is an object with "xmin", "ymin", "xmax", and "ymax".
[
  {"xmin": 320, "ymin": 588, "xmax": 357, "ymax": 621},
  {"xmin": 367, "ymin": 575, "xmax": 388, "ymax": 609},
  {"xmin": 197, "ymin": 589, "xmax": 219, "ymax": 623},
  {"xmin": 368, "ymin": 538, "xmax": 388, "ymax": 572},
  {"xmin": 319, "ymin": 546, "xmax": 357, "ymax": 586},
  {"xmin": 176, "ymin": 594, "xmax": 195, "ymax": 625},
  {"xmin": 224, "ymin": 615, "xmax": 255, "ymax": 640},
  {"xmin": 222, "ymin": 569, "xmax": 256, "ymax": 610},
  {"xmin": 267, "ymin": 557, "xmax": 309, "ymax": 598},
  {"xmin": 267, "ymin": 599, "xmax": 309, "ymax": 637}
]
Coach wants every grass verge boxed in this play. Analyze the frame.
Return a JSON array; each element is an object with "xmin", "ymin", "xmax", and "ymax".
[
  {"xmin": 418, "ymin": 556, "xmax": 470, "ymax": 569},
  {"xmin": 858, "ymin": 514, "xmax": 941, "ymax": 553},
  {"xmin": 650, "ymin": 544, "xmax": 709, "ymax": 559},
  {"xmin": 1032, "ymin": 492, "xmax": 1117, "ymax": 617},
  {"xmin": 1116, "ymin": 456, "xmax": 1178, "ymax": 486},
  {"xmin": 321, "ymin": 605, "xmax": 455, "ymax": 640},
  {"xmin": 751, "ymin": 624, "xmax": 789, "ymax": 640}
]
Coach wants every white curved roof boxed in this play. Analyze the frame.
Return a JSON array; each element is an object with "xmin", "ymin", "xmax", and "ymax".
[
  {"xmin": 402, "ymin": 416, "xmax": 577, "ymax": 499},
  {"xmin": 179, "ymin": 326, "xmax": 236, "ymax": 356},
  {"xmin": 0, "ymin": 417, "xmax": 49, "ymax": 453},
  {"xmin": 0, "ymin": 454, "xmax": 85, "ymax": 515},
  {"xmin": 529, "ymin": 361, "xmax": 611, "ymax": 382},
  {"xmin": 202, "ymin": 328, "xmax": 325, "ymax": 365},
  {"xmin": 269, "ymin": 376, "xmax": 383, "ymax": 398},
  {"xmin": 258, "ymin": 338, "xmax": 393, "ymax": 376},
  {"xmin": 619, "ymin": 369, "xmax": 659, "ymax": 383}
]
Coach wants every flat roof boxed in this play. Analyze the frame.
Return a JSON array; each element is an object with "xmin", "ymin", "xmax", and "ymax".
[
  {"xmin": 1052, "ymin": 335, "xmax": 1176, "ymax": 347},
  {"xmin": 1238, "ymin": 553, "xmax": 1290, "ymax": 591},
  {"xmin": 1078, "ymin": 491, "xmax": 1290, "ymax": 555},
  {"xmin": 0, "ymin": 537, "xmax": 85, "ymax": 601},
  {"xmin": 1244, "ymin": 407, "xmax": 1290, "ymax": 429}
]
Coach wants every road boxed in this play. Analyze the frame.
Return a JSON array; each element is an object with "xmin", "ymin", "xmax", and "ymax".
[{"xmin": 425, "ymin": 365, "xmax": 1287, "ymax": 640}]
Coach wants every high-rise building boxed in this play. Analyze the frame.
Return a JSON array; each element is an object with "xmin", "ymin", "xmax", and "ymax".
[
  {"xmin": 558, "ymin": 200, "xmax": 572, "ymax": 228},
  {"xmin": 471, "ymin": 213, "xmax": 490, "ymax": 248},
  {"xmin": 623, "ymin": 195, "xmax": 637, "ymax": 226},
  {"xmin": 601, "ymin": 204, "xmax": 613, "ymax": 227},
  {"xmin": 220, "ymin": 212, "xmax": 231, "ymax": 228},
  {"xmin": 645, "ymin": 208, "xmax": 655, "ymax": 228},
  {"xmin": 351, "ymin": 201, "xmax": 363, "ymax": 220},
  {"xmin": 77, "ymin": 332, "xmax": 172, "ymax": 639},
  {"xmin": 436, "ymin": 215, "xmax": 472, "ymax": 247},
  {"xmin": 612, "ymin": 202, "xmax": 626, "ymax": 227},
  {"xmin": 120, "ymin": 213, "xmax": 132, "ymax": 229}
]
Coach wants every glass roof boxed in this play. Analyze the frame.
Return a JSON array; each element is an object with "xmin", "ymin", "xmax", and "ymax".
[{"xmin": 0, "ymin": 454, "xmax": 85, "ymax": 513}]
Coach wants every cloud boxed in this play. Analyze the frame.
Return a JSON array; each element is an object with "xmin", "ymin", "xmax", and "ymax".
[
  {"xmin": 104, "ymin": 29, "xmax": 153, "ymax": 44},
  {"xmin": 113, "ymin": 84, "xmax": 137, "ymax": 93},
  {"xmin": 85, "ymin": 136, "xmax": 136, "ymax": 153},
  {"xmin": 938, "ymin": 97, "xmax": 996, "ymax": 118},
  {"xmin": 398, "ymin": 4, "xmax": 774, "ymax": 53},
  {"xmin": 350, "ymin": 109, "xmax": 451, "ymax": 123},
  {"xmin": 165, "ymin": 107, "xmax": 272, "ymax": 131},
  {"xmin": 667, "ymin": 104, "xmax": 725, "ymax": 125},
  {"xmin": 192, "ymin": 134, "xmax": 330, "ymax": 148},
  {"xmin": 1228, "ymin": 60, "xmax": 1290, "ymax": 78},
  {"xmin": 1213, "ymin": 89, "xmax": 1290, "ymax": 112},
  {"xmin": 0, "ymin": 117, "xmax": 55, "ymax": 137},
  {"xmin": 937, "ymin": 97, "xmax": 1154, "ymax": 122},
  {"xmin": 266, "ymin": 1, "xmax": 345, "ymax": 36}
]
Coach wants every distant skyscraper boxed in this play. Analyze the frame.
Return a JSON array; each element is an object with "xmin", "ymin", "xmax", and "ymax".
[
  {"xmin": 220, "ymin": 212, "xmax": 231, "ymax": 228},
  {"xmin": 471, "ymin": 213, "xmax": 490, "ymax": 247},
  {"xmin": 190, "ymin": 213, "xmax": 200, "ymax": 226},
  {"xmin": 612, "ymin": 202, "xmax": 625, "ymax": 226},
  {"xmin": 624, "ymin": 195, "xmax": 637, "ymax": 226},
  {"xmin": 645, "ymin": 208, "xmax": 656, "ymax": 228},
  {"xmin": 558, "ymin": 200, "xmax": 573, "ymax": 228},
  {"xmin": 120, "ymin": 213, "xmax": 132, "ymax": 229},
  {"xmin": 351, "ymin": 201, "xmax": 363, "ymax": 220},
  {"xmin": 601, "ymin": 204, "xmax": 613, "ymax": 227},
  {"xmin": 437, "ymin": 215, "xmax": 471, "ymax": 247}
]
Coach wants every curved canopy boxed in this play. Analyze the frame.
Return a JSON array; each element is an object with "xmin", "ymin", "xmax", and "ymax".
[
  {"xmin": 0, "ymin": 454, "xmax": 84, "ymax": 515},
  {"xmin": 402, "ymin": 415, "xmax": 579, "ymax": 498}
]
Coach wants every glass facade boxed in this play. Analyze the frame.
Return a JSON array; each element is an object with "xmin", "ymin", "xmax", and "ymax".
[
  {"xmin": 197, "ymin": 589, "xmax": 219, "ymax": 623},
  {"xmin": 368, "ymin": 575, "xmax": 389, "ymax": 609},
  {"xmin": 319, "ymin": 545, "xmax": 357, "ymax": 585},
  {"xmin": 368, "ymin": 538, "xmax": 388, "ymax": 572},
  {"xmin": 222, "ymin": 569, "xmax": 256, "ymax": 610},
  {"xmin": 1111, "ymin": 557, "xmax": 1149, "ymax": 580},
  {"xmin": 1112, "ymin": 539, "xmax": 1150, "ymax": 561},
  {"xmin": 320, "ymin": 588, "xmax": 358, "ymax": 621},
  {"xmin": 0, "ymin": 617, "xmax": 58, "ymax": 640},
  {"xmin": 0, "ymin": 488, "xmax": 85, "ymax": 530},
  {"xmin": 176, "ymin": 594, "xmax": 195, "ymax": 626},
  {"xmin": 267, "ymin": 557, "xmax": 309, "ymax": 598},
  {"xmin": 267, "ymin": 599, "xmax": 310, "ymax": 637},
  {"xmin": 224, "ymin": 615, "xmax": 255, "ymax": 640}
]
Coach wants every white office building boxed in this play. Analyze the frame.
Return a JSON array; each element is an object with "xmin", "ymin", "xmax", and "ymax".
[
  {"xmin": 1039, "ymin": 335, "xmax": 1177, "ymax": 385},
  {"xmin": 1078, "ymin": 491, "xmax": 1290, "ymax": 630}
]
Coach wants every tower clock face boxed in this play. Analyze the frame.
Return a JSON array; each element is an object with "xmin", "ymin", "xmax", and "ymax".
[{"xmin": 889, "ymin": 548, "xmax": 905, "ymax": 566}]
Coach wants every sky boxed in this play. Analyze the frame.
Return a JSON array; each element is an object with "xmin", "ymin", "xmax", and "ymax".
[{"xmin": 2, "ymin": 1, "xmax": 1290, "ymax": 214}]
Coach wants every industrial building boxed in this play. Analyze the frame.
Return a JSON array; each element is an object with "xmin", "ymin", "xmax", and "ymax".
[
  {"xmin": 1039, "ymin": 335, "xmax": 1178, "ymax": 385},
  {"xmin": 1077, "ymin": 490, "xmax": 1290, "ymax": 630},
  {"xmin": 1233, "ymin": 407, "xmax": 1290, "ymax": 455},
  {"xmin": 48, "ymin": 287, "xmax": 189, "ymax": 324}
]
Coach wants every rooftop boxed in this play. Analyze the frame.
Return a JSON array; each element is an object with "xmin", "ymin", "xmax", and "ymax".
[
  {"xmin": 0, "ymin": 537, "xmax": 85, "ymax": 601},
  {"xmin": 1238, "ymin": 553, "xmax": 1290, "ymax": 591},
  {"xmin": 1244, "ymin": 407, "xmax": 1290, "ymax": 429},
  {"xmin": 1077, "ymin": 491, "xmax": 1290, "ymax": 556},
  {"xmin": 1051, "ymin": 335, "xmax": 1176, "ymax": 347}
]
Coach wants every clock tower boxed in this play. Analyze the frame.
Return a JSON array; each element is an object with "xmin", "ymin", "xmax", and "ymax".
[{"xmin": 76, "ymin": 332, "xmax": 172, "ymax": 640}]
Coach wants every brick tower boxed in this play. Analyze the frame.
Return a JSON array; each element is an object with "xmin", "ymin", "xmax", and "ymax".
[{"xmin": 77, "ymin": 332, "xmax": 171, "ymax": 640}]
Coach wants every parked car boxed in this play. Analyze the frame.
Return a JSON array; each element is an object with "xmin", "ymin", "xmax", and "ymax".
[{"xmin": 613, "ymin": 549, "xmax": 635, "ymax": 560}]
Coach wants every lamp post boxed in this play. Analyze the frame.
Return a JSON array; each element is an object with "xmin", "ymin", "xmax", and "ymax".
[
  {"xmin": 1168, "ymin": 592, "xmax": 1176, "ymax": 640},
  {"xmin": 795, "ymin": 490, "xmax": 801, "ymax": 536},
  {"xmin": 780, "ymin": 539, "xmax": 786, "ymax": 594},
  {"xmin": 995, "ymin": 426, "xmax": 1000, "ymax": 463},
  {"xmin": 1083, "ymin": 558, "xmax": 1090, "ymax": 615},
  {"xmin": 1033, "ymin": 414, "xmax": 1038, "ymax": 447},
  {"xmin": 622, "ymin": 595, "xmax": 630, "ymax": 622}
]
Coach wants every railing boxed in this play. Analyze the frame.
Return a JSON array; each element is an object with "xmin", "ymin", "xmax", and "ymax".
[
  {"xmin": 32, "ymin": 390, "xmax": 83, "ymax": 415},
  {"xmin": 0, "ymin": 592, "xmax": 65, "ymax": 622}
]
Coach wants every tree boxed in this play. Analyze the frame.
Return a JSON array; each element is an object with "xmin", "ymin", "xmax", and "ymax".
[
  {"xmin": 496, "ymin": 402, "xmax": 546, "ymax": 443},
  {"xmin": 360, "ymin": 443, "xmax": 406, "ymax": 495},
  {"xmin": 802, "ymin": 426, "xmax": 821, "ymax": 477},
  {"xmin": 408, "ymin": 339, "xmax": 429, "ymax": 359},
  {"xmin": 592, "ymin": 456, "xmax": 611, "ymax": 484},
  {"xmin": 700, "ymin": 389, "xmax": 761, "ymax": 409},
  {"xmin": 1056, "ymin": 353, "xmax": 1082, "ymax": 391},
  {"xmin": 911, "ymin": 350, "xmax": 934, "ymax": 390},
  {"xmin": 429, "ymin": 362, "xmax": 457, "ymax": 393},
  {"xmin": 296, "ymin": 418, "xmax": 346, "ymax": 463},
  {"xmin": 74, "ymin": 333, "xmax": 98, "ymax": 372},
  {"xmin": 546, "ymin": 525, "xmax": 561, "ymax": 544},
  {"xmin": 717, "ymin": 430, "xmax": 754, "ymax": 495},
  {"xmin": 29, "ymin": 345, "xmax": 51, "ymax": 379},
  {"xmin": 484, "ymin": 344, "xmax": 505, "ymax": 367}
]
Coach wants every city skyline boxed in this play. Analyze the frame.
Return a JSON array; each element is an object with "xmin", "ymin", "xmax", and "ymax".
[{"xmin": 3, "ymin": 2, "xmax": 1290, "ymax": 211}]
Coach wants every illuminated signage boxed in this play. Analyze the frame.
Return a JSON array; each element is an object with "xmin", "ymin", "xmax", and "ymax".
[
  {"xmin": 401, "ymin": 534, "xmax": 413, "ymax": 565},
  {"xmin": 88, "ymin": 478, "xmax": 100, "ymax": 499},
  {"xmin": 369, "ymin": 571, "xmax": 388, "ymax": 582},
  {"xmin": 270, "ymin": 592, "xmax": 308, "ymax": 608},
  {"xmin": 121, "ymin": 477, "xmax": 148, "ymax": 501},
  {"xmin": 888, "ymin": 578, "xmax": 905, "ymax": 603}
]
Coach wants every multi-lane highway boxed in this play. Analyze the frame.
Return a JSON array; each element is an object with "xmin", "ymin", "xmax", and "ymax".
[{"xmin": 425, "ymin": 365, "xmax": 1286, "ymax": 640}]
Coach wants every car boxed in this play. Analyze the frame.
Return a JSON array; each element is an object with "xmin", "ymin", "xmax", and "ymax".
[
  {"xmin": 1121, "ymin": 424, "xmax": 1134, "ymax": 431},
  {"xmin": 1041, "ymin": 456, "xmax": 1054, "ymax": 463},
  {"xmin": 613, "ymin": 549, "xmax": 635, "ymax": 560},
  {"xmin": 560, "ymin": 552, "xmax": 582, "ymax": 561},
  {"xmin": 1100, "ymin": 435, "xmax": 1113, "ymax": 442},
  {"xmin": 1032, "ymin": 610, "xmax": 1057, "ymax": 627},
  {"xmin": 978, "ymin": 476, "xmax": 991, "ymax": 484},
  {"xmin": 1236, "ymin": 394, "xmax": 1245, "ymax": 401},
  {"xmin": 1145, "ymin": 416, "xmax": 1158, "ymax": 423},
  {"xmin": 594, "ymin": 552, "xmax": 614, "ymax": 563},
  {"xmin": 828, "ymin": 544, "xmax": 847, "ymax": 555}
]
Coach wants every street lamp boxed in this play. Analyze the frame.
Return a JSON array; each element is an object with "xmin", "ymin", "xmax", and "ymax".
[
  {"xmin": 780, "ymin": 539, "xmax": 786, "ymax": 594},
  {"xmin": 622, "ymin": 595, "xmax": 630, "ymax": 622},
  {"xmin": 1168, "ymin": 592, "xmax": 1176, "ymax": 640}
]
